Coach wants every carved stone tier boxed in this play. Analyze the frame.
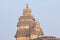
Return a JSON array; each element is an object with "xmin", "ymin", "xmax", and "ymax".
[{"xmin": 15, "ymin": 4, "xmax": 44, "ymax": 40}]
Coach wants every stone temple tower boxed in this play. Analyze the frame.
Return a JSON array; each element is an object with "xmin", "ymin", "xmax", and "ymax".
[{"xmin": 15, "ymin": 4, "xmax": 44, "ymax": 40}]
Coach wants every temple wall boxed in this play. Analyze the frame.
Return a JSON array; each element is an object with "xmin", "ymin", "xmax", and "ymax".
[
  {"xmin": 16, "ymin": 37, "xmax": 29, "ymax": 40},
  {"xmin": 30, "ymin": 34, "xmax": 38, "ymax": 39}
]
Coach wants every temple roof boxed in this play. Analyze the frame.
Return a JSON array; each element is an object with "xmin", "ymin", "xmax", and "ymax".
[{"xmin": 15, "ymin": 4, "xmax": 44, "ymax": 37}]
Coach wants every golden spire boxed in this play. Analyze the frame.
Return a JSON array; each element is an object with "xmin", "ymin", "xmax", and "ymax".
[{"xmin": 23, "ymin": 4, "xmax": 31, "ymax": 16}]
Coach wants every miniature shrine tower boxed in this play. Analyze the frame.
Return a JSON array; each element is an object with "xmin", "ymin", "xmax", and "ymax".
[{"xmin": 15, "ymin": 4, "xmax": 44, "ymax": 40}]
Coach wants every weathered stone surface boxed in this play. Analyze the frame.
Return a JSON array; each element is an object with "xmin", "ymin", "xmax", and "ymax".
[
  {"xmin": 15, "ymin": 4, "xmax": 60, "ymax": 40},
  {"xmin": 33, "ymin": 36, "xmax": 60, "ymax": 40}
]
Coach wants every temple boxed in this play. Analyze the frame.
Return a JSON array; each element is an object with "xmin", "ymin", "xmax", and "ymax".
[{"xmin": 15, "ymin": 4, "xmax": 60, "ymax": 40}]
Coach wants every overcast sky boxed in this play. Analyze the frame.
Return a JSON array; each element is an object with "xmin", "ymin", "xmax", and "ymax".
[{"xmin": 0, "ymin": 0, "xmax": 60, "ymax": 40}]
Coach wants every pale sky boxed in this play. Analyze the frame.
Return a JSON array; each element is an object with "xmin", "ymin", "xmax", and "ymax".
[{"xmin": 0, "ymin": 0, "xmax": 60, "ymax": 40}]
